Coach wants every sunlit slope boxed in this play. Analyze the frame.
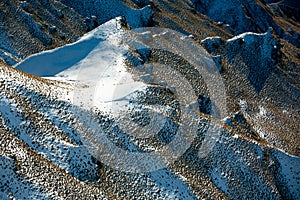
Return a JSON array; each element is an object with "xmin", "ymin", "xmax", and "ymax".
[{"xmin": 1, "ymin": 16, "xmax": 300, "ymax": 199}]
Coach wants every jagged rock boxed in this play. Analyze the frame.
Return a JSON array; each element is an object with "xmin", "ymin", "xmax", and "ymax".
[
  {"xmin": 200, "ymin": 36, "xmax": 223, "ymax": 54},
  {"xmin": 19, "ymin": 1, "xmax": 29, "ymax": 11},
  {"xmin": 0, "ymin": 1, "xmax": 300, "ymax": 199},
  {"xmin": 192, "ymin": 0, "xmax": 299, "ymax": 46},
  {"xmin": 48, "ymin": 26, "xmax": 57, "ymax": 34},
  {"xmin": 192, "ymin": 0, "xmax": 278, "ymax": 34},
  {"xmin": 132, "ymin": 0, "xmax": 150, "ymax": 7},
  {"xmin": 198, "ymin": 94, "xmax": 211, "ymax": 114},
  {"xmin": 211, "ymin": 55, "xmax": 223, "ymax": 73},
  {"xmin": 225, "ymin": 27, "xmax": 280, "ymax": 92},
  {"xmin": 60, "ymin": 0, "xmax": 153, "ymax": 28},
  {"xmin": 59, "ymin": 33, "xmax": 66, "ymax": 40},
  {"xmin": 223, "ymin": 116, "xmax": 232, "ymax": 126},
  {"xmin": 0, "ymin": 0, "xmax": 153, "ymax": 65}
]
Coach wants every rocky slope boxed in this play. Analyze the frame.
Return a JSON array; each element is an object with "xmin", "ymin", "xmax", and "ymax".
[
  {"xmin": 0, "ymin": 0, "xmax": 152, "ymax": 65},
  {"xmin": 0, "ymin": 0, "xmax": 300, "ymax": 199},
  {"xmin": 192, "ymin": 0, "xmax": 299, "ymax": 46}
]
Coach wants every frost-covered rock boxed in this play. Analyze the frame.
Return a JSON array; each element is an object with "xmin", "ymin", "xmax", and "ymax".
[
  {"xmin": 193, "ymin": 0, "xmax": 278, "ymax": 34},
  {"xmin": 202, "ymin": 28, "xmax": 280, "ymax": 92},
  {"xmin": 0, "ymin": 0, "xmax": 153, "ymax": 65},
  {"xmin": 201, "ymin": 28, "xmax": 281, "ymax": 92},
  {"xmin": 198, "ymin": 94, "xmax": 212, "ymax": 114},
  {"xmin": 60, "ymin": 0, "xmax": 152, "ymax": 28},
  {"xmin": 132, "ymin": 0, "xmax": 150, "ymax": 7},
  {"xmin": 211, "ymin": 55, "xmax": 223, "ymax": 73},
  {"xmin": 0, "ymin": 0, "xmax": 87, "ymax": 64},
  {"xmin": 225, "ymin": 28, "xmax": 280, "ymax": 92},
  {"xmin": 0, "ymin": 1, "xmax": 300, "ymax": 199},
  {"xmin": 223, "ymin": 116, "xmax": 232, "ymax": 126},
  {"xmin": 19, "ymin": 1, "xmax": 29, "ymax": 11},
  {"xmin": 192, "ymin": 0, "xmax": 299, "ymax": 47},
  {"xmin": 201, "ymin": 36, "xmax": 223, "ymax": 54}
]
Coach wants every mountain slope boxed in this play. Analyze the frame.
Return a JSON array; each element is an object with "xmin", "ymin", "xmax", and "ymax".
[
  {"xmin": 191, "ymin": 0, "xmax": 299, "ymax": 46},
  {"xmin": 1, "ymin": 16, "xmax": 300, "ymax": 199},
  {"xmin": 0, "ymin": 0, "xmax": 152, "ymax": 66},
  {"xmin": 0, "ymin": 0, "xmax": 300, "ymax": 199}
]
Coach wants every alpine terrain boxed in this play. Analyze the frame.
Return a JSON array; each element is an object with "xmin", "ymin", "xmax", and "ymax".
[{"xmin": 0, "ymin": 0, "xmax": 300, "ymax": 199}]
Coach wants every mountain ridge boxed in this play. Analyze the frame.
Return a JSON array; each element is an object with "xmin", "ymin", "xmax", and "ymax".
[{"xmin": 0, "ymin": 0, "xmax": 300, "ymax": 199}]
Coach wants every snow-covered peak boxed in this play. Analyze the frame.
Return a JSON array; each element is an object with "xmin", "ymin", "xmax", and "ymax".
[{"xmin": 14, "ymin": 17, "xmax": 126, "ymax": 77}]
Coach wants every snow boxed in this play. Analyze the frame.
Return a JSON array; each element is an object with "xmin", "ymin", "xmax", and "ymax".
[
  {"xmin": 0, "ymin": 96, "xmax": 24, "ymax": 131},
  {"xmin": 2, "ymin": 11, "xmax": 300, "ymax": 199},
  {"xmin": 239, "ymin": 99, "xmax": 248, "ymax": 112},
  {"xmin": 227, "ymin": 27, "xmax": 274, "ymax": 45},
  {"xmin": 0, "ymin": 155, "xmax": 50, "ymax": 199},
  {"xmin": 211, "ymin": 168, "xmax": 229, "ymax": 194},
  {"xmin": 258, "ymin": 106, "xmax": 267, "ymax": 117},
  {"xmin": 227, "ymin": 32, "xmax": 261, "ymax": 44},
  {"xmin": 148, "ymin": 169, "xmax": 196, "ymax": 199},
  {"xmin": 0, "ymin": 0, "xmax": 153, "ymax": 65},
  {"xmin": 0, "ymin": 50, "xmax": 19, "ymax": 66},
  {"xmin": 274, "ymin": 150, "xmax": 300, "ymax": 199},
  {"xmin": 0, "ymin": 88, "xmax": 99, "ymax": 181},
  {"xmin": 60, "ymin": 0, "xmax": 152, "ymax": 29},
  {"xmin": 14, "ymin": 17, "xmax": 124, "ymax": 77},
  {"xmin": 222, "ymin": 117, "xmax": 232, "ymax": 126},
  {"xmin": 12, "ymin": 17, "xmax": 156, "ymax": 175},
  {"xmin": 15, "ymin": 17, "xmax": 149, "ymax": 115},
  {"xmin": 193, "ymin": 0, "xmax": 278, "ymax": 35},
  {"xmin": 0, "ymin": 62, "xmax": 100, "ymax": 181}
]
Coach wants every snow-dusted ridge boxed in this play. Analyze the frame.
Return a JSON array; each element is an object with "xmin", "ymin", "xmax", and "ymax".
[
  {"xmin": 15, "ymin": 16, "xmax": 148, "ymax": 114},
  {"xmin": 0, "ymin": 0, "xmax": 153, "ymax": 66},
  {"xmin": 14, "ymin": 17, "xmax": 126, "ymax": 77},
  {"xmin": 1, "ymin": 11, "xmax": 300, "ymax": 199}
]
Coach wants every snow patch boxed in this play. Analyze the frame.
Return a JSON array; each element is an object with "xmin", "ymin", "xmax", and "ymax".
[{"xmin": 15, "ymin": 17, "xmax": 125, "ymax": 77}]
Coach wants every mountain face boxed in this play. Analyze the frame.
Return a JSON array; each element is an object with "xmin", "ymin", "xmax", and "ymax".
[
  {"xmin": 0, "ymin": 0, "xmax": 300, "ymax": 199},
  {"xmin": 0, "ymin": 0, "xmax": 152, "ymax": 66},
  {"xmin": 192, "ymin": 0, "xmax": 299, "ymax": 46}
]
